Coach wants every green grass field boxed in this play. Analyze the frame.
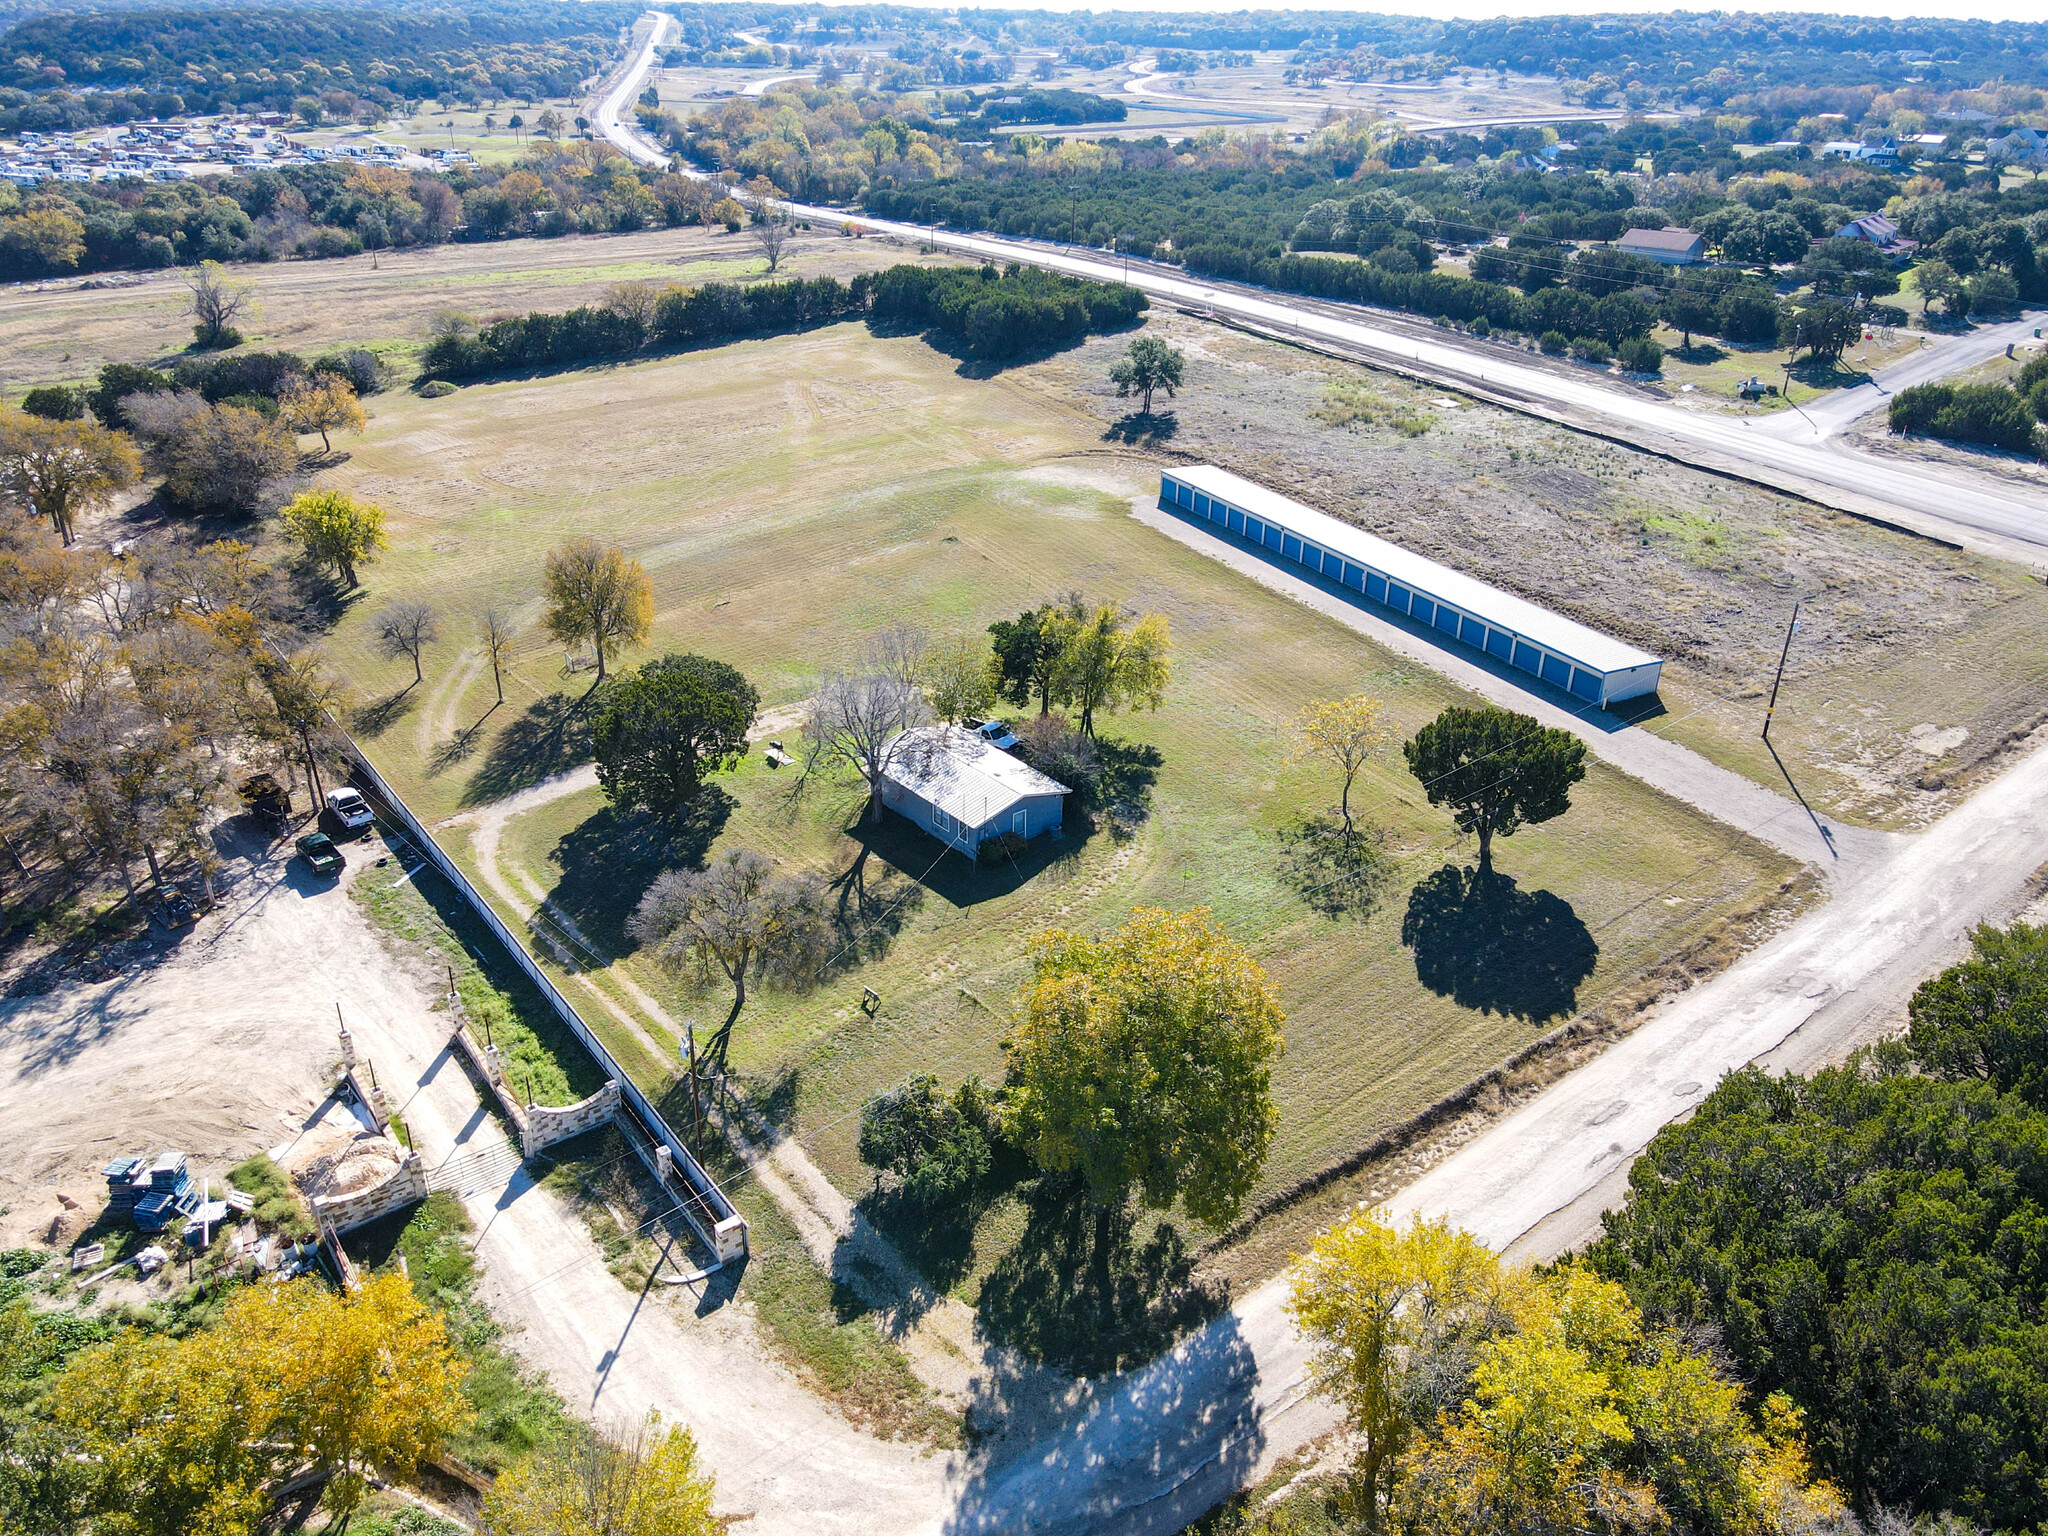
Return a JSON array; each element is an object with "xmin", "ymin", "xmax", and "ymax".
[{"xmin": 319, "ymin": 323, "xmax": 1796, "ymax": 1294}]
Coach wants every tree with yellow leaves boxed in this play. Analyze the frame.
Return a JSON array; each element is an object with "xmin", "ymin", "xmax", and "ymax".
[
  {"xmin": 542, "ymin": 537, "xmax": 653, "ymax": 686},
  {"xmin": 1006, "ymin": 907, "xmax": 1284, "ymax": 1229},
  {"xmin": 1287, "ymin": 1208, "xmax": 1851, "ymax": 1535},
  {"xmin": 278, "ymin": 374, "xmax": 367, "ymax": 455},
  {"xmin": 1054, "ymin": 603, "xmax": 1170, "ymax": 737},
  {"xmin": 0, "ymin": 406, "xmax": 140, "ymax": 546},
  {"xmin": 1291, "ymin": 693, "xmax": 1389, "ymax": 839},
  {"xmin": 280, "ymin": 489, "xmax": 387, "ymax": 589},
  {"xmin": 46, "ymin": 1272, "xmax": 470, "ymax": 1536},
  {"xmin": 482, "ymin": 1411, "xmax": 719, "ymax": 1536}
]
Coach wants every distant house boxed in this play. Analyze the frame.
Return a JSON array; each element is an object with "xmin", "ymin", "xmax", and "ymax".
[
  {"xmin": 1822, "ymin": 138, "xmax": 1901, "ymax": 164},
  {"xmin": 878, "ymin": 725, "xmax": 1068, "ymax": 855},
  {"xmin": 1836, "ymin": 213, "xmax": 1908, "ymax": 248},
  {"xmin": 1614, "ymin": 227, "xmax": 1705, "ymax": 265},
  {"xmin": 1990, "ymin": 126, "xmax": 2048, "ymax": 162}
]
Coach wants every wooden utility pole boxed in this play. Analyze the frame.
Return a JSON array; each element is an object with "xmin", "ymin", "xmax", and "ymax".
[
  {"xmin": 1762, "ymin": 602, "xmax": 1800, "ymax": 742},
  {"xmin": 684, "ymin": 1022, "xmax": 703, "ymax": 1151}
]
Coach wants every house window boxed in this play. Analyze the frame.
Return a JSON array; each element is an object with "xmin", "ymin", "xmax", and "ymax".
[{"xmin": 932, "ymin": 805, "xmax": 952, "ymax": 834}]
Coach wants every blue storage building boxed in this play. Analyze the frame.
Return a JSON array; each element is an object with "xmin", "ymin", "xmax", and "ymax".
[{"xmin": 1159, "ymin": 465, "xmax": 1662, "ymax": 708}]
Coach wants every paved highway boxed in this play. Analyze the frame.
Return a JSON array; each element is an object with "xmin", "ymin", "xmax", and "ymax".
[{"xmin": 597, "ymin": 26, "xmax": 2048, "ymax": 560}]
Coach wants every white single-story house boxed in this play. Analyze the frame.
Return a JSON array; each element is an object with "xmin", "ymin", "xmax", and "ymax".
[
  {"xmin": 878, "ymin": 725, "xmax": 1068, "ymax": 855},
  {"xmin": 1822, "ymin": 138, "xmax": 1901, "ymax": 164},
  {"xmin": 1614, "ymin": 227, "xmax": 1705, "ymax": 265}
]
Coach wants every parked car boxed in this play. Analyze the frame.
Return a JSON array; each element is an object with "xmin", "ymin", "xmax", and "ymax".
[
  {"xmin": 966, "ymin": 717, "xmax": 1019, "ymax": 750},
  {"xmin": 324, "ymin": 786, "xmax": 375, "ymax": 838},
  {"xmin": 295, "ymin": 832, "xmax": 344, "ymax": 876}
]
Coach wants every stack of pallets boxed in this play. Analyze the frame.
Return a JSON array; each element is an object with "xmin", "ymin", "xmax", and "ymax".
[{"xmin": 105, "ymin": 1150, "xmax": 202, "ymax": 1232}]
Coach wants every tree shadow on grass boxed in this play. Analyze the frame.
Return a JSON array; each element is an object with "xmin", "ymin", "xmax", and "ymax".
[
  {"xmin": 976, "ymin": 1174, "xmax": 1229, "ymax": 1378},
  {"xmin": 1276, "ymin": 812, "xmax": 1394, "ymax": 920},
  {"xmin": 826, "ymin": 842, "xmax": 927, "ymax": 965},
  {"xmin": 282, "ymin": 561, "xmax": 363, "ymax": 634},
  {"xmin": 461, "ymin": 691, "xmax": 593, "ymax": 807},
  {"xmin": 351, "ymin": 686, "xmax": 417, "ymax": 738},
  {"xmin": 426, "ymin": 700, "xmax": 501, "ymax": 777},
  {"xmin": 1102, "ymin": 410, "xmax": 1179, "ymax": 446},
  {"xmin": 856, "ymin": 1184, "xmax": 987, "ymax": 1299},
  {"xmin": 1088, "ymin": 736, "xmax": 1162, "ymax": 839},
  {"xmin": 546, "ymin": 790, "xmax": 733, "ymax": 958},
  {"xmin": 1399, "ymin": 863, "xmax": 1599, "ymax": 1024}
]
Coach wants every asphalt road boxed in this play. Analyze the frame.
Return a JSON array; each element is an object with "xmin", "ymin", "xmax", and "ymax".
[
  {"xmin": 596, "ymin": 33, "xmax": 2048, "ymax": 560},
  {"xmin": 1757, "ymin": 310, "xmax": 2046, "ymax": 440}
]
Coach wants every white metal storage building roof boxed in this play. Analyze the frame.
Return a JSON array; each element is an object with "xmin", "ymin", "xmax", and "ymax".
[
  {"xmin": 881, "ymin": 725, "xmax": 1069, "ymax": 829},
  {"xmin": 1160, "ymin": 466, "xmax": 1662, "ymax": 707}
]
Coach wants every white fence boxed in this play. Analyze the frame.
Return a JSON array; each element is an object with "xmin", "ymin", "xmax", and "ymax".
[{"xmin": 343, "ymin": 747, "xmax": 747, "ymax": 1263}]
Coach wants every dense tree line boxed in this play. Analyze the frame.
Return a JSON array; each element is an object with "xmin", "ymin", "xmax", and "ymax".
[
  {"xmin": 0, "ymin": 0, "xmax": 641, "ymax": 112},
  {"xmin": 417, "ymin": 272, "xmax": 876, "ymax": 378},
  {"xmin": 416, "ymin": 263, "xmax": 1140, "ymax": 380},
  {"xmin": 1438, "ymin": 13, "xmax": 2048, "ymax": 97},
  {"xmin": 0, "ymin": 143, "xmax": 744, "ymax": 281},
  {"xmin": 1590, "ymin": 921, "xmax": 2048, "ymax": 1530},
  {"xmin": 870, "ymin": 261, "xmax": 1145, "ymax": 361}
]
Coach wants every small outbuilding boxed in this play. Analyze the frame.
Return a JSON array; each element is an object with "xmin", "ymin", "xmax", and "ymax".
[
  {"xmin": 1614, "ymin": 227, "xmax": 1705, "ymax": 265},
  {"xmin": 879, "ymin": 725, "xmax": 1069, "ymax": 855}
]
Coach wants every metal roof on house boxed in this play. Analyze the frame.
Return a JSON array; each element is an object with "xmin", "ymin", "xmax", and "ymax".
[
  {"xmin": 1167, "ymin": 465, "xmax": 1660, "ymax": 677},
  {"xmin": 882, "ymin": 725, "xmax": 1069, "ymax": 829},
  {"xmin": 1615, "ymin": 227, "xmax": 1702, "ymax": 252}
]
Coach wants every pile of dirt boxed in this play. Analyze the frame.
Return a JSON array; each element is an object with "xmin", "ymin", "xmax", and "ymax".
[{"xmin": 291, "ymin": 1132, "xmax": 402, "ymax": 1199}]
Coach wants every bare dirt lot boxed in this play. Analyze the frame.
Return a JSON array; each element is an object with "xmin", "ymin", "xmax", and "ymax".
[
  {"xmin": 0, "ymin": 822, "xmax": 391, "ymax": 1242},
  {"xmin": 1036, "ymin": 310, "xmax": 2048, "ymax": 828}
]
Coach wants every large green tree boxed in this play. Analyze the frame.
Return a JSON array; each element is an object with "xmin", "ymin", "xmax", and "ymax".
[
  {"xmin": 1006, "ymin": 906, "xmax": 1284, "ymax": 1228},
  {"xmin": 1590, "ymin": 922, "xmax": 2048, "ymax": 1529},
  {"xmin": 592, "ymin": 653, "xmax": 758, "ymax": 825},
  {"xmin": 988, "ymin": 600, "xmax": 1079, "ymax": 714},
  {"xmin": 1402, "ymin": 705, "xmax": 1586, "ymax": 875},
  {"xmin": 1108, "ymin": 334, "xmax": 1185, "ymax": 415}
]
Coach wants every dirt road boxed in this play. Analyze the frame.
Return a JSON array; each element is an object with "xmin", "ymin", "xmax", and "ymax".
[{"xmin": 336, "ymin": 912, "xmax": 957, "ymax": 1536}]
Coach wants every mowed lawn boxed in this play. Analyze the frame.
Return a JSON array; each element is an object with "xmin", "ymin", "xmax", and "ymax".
[{"xmin": 324, "ymin": 324, "xmax": 1794, "ymax": 1258}]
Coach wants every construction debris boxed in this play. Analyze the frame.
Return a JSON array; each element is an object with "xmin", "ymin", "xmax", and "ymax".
[{"xmin": 103, "ymin": 1150, "xmax": 202, "ymax": 1232}]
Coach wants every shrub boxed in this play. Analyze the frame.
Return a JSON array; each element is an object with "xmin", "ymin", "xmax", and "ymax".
[
  {"xmin": 1571, "ymin": 336, "xmax": 1613, "ymax": 364},
  {"xmin": 1617, "ymin": 336, "xmax": 1665, "ymax": 374},
  {"xmin": 977, "ymin": 829, "xmax": 1030, "ymax": 865},
  {"xmin": 1468, "ymin": 315, "xmax": 1490, "ymax": 338},
  {"xmin": 123, "ymin": 392, "xmax": 297, "ymax": 513},
  {"xmin": 417, "ymin": 380, "xmax": 458, "ymax": 398},
  {"xmin": 172, "ymin": 349, "xmax": 307, "ymax": 403},
  {"xmin": 21, "ymin": 384, "xmax": 84, "ymax": 420},
  {"xmin": 88, "ymin": 361, "xmax": 171, "ymax": 428},
  {"xmin": 1539, "ymin": 329, "xmax": 1569, "ymax": 355},
  {"xmin": 1014, "ymin": 711, "xmax": 1099, "ymax": 803},
  {"xmin": 2030, "ymin": 379, "xmax": 2048, "ymax": 426},
  {"xmin": 1890, "ymin": 381, "xmax": 2041, "ymax": 454},
  {"xmin": 857, "ymin": 1075, "xmax": 999, "ymax": 1211},
  {"xmin": 871, "ymin": 261, "xmax": 1146, "ymax": 362},
  {"xmin": 312, "ymin": 348, "xmax": 384, "ymax": 396}
]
